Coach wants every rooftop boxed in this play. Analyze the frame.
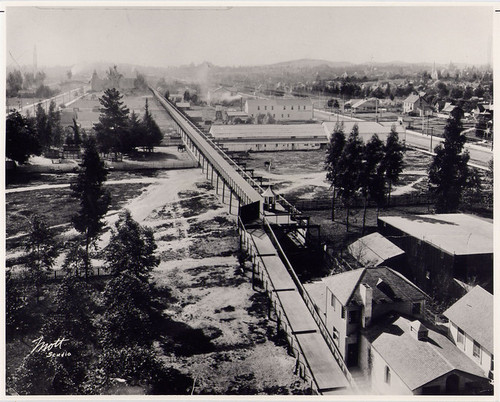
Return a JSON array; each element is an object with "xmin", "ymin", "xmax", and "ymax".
[
  {"xmin": 378, "ymin": 214, "xmax": 493, "ymax": 256},
  {"xmin": 246, "ymin": 98, "xmax": 312, "ymax": 106},
  {"xmin": 311, "ymin": 266, "xmax": 427, "ymax": 308},
  {"xmin": 443, "ymin": 286, "xmax": 493, "ymax": 353},
  {"xmin": 403, "ymin": 94, "xmax": 421, "ymax": 103},
  {"xmin": 210, "ymin": 123, "xmax": 326, "ymax": 140},
  {"xmin": 364, "ymin": 314, "xmax": 487, "ymax": 390},
  {"xmin": 322, "ymin": 121, "xmax": 403, "ymax": 143},
  {"xmin": 347, "ymin": 232, "xmax": 405, "ymax": 267}
]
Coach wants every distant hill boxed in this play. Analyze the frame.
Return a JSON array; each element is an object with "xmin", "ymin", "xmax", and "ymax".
[{"xmin": 267, "ymin": 58, "xmax": 353, "ymax": 69}]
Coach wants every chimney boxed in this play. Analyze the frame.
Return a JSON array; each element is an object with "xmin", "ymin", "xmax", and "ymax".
[
  {"xmin": 360, "ymin": 283, "xmax": 373, "ymax": 328},
  {"xmin": 409, "ymin": 320, "xmax": 428, "ymax": 341}
]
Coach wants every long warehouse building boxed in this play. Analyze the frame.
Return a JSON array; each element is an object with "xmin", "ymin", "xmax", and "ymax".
[{"xmin": 209, "ymin": 123, "xmax": 328, "ymax": 152}]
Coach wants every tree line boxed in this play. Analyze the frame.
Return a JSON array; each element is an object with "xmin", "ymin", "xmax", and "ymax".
[
  {"xmin": 7, "ymin": 140, "xmax": 192, "ymax": 394},
  {"xmin": 6, "ymin": 88, "xmax": 164, "ymax": 165},
  {"xmin": 325, "ymin": 124, "xmax": 405, "ymax": 233},
  {"xmin": 325, "ymin": 107, "xmax": 484, "ymax": 234}
]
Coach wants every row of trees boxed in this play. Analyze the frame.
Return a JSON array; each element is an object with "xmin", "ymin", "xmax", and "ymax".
[
  {"xmin": 8, "ymin": 140, "xmax": 191, "ymax": 394},
  {"xmin": 7, "ymin": 69, "xmax": 51, "ymax": 97},
  {"xmin": 94, "ymin": 88, "xmax": 163, "ymax": 155},
  {"xmin": 325, "ymin": 124, "xmax": 405, "ymax": 233},
  {"xmin": 6, "ymin": 100, "xmax": 73, "ymax": 164}
]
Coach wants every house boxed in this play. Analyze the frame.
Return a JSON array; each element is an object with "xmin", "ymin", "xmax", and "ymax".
[
  {"xmin": 403, "ymin": 94, "xmax": 432, "ymax": 116},
  {"xmin": 244, "ymin": 98, "xmax": 313, "ymax": 121},
  {"xmin": 304, "ymin": 266, "xmax": 428, "ymax": 367},
  {"xmin": 351, "ymin": 98, "xmax": 378, "ymax": 113},
  {"xmin": 378, "ymin": 214, "xmax": 493, "ymax": 297},
  {"xmin": 437, "ymin": 102, "xmax": 457, "ymax": 118},
  {"xmin": 347, "ymin": 232, "xmax": 405, "ymax": 269},
  {"xmin": 207, "ymin": 86, "xmax": 242, "ymax": 106},
  {"xmin": 360, "ymin": 313, "xmax": 490, "ymax": 395},
  {"xmin": 208, "ymin": 123, "xmax": 327, "ymax": 152},
  {"xmin": 443, "ymin": 286, "xmax": 493, "ymax": 381}
]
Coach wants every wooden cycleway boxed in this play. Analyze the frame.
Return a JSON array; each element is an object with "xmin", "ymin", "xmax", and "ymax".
[{"xmin": 151, "ymin": 88, "xmax": 354, "ymax": 394}]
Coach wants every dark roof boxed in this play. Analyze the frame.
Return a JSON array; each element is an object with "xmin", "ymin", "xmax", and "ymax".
[
  {"xmin": 443, "ymin": 286, "xmax": 493, "ymax": 353},
  {"xmin": 363, "ymin": 314, "xmax": 488, "ymax": 390},
  {"xmin": 317, "ymin": 266, "xmax": 427, "ymax": 307}
]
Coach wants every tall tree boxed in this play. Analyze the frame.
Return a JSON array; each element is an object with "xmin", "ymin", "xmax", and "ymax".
[
  {"xmin": 106, "ymin": 65, "xmax": 122, "ymax": 89},
  {"xmin": 71, "ymin": 137, "xmax": 111, "ymax": 279},
  {"xmin": 325, "ymin": 122, "xmax": 346, "ymax": 221},
  {"xmin": 6, "ymin": 111, "xmax": 41, "ymax": 164},
  {"xmin": 97, "ymin": 272, "xmax": 154, "ymax": 348},
  {"xmin": 382, "ymin": 126, "xmax": 405, "ymax": 206},
  {"xmin": 359, "ymin": 134, "xmax": 386, "ymax": 234},
  {"xmin": 104, "ymin": 210, "xmax": 159, "ymax": 282},
  {"xmin": 428, "ymin": 107, "xmax": 470, "ymax": 213},
  {"xmin": 336, "ymin": 124, "xmax": 364, "ymax": 232},
  {"xmin": 35, "ymin": 103, "xmax": 50, "ymax": 149},
  {"xmin": 93, "ymin": 88, "xmax": 130, "ymax": 155},
  {"xmin": 142, "ymin": 98, "xmax": 163, "ymax": 152},
  {"xmin": 24, "ymin": 214, "xmax": 59, "ymax": 301},
  {"xmin": 7, "ymin": 70, "xmax": 23, "ymax": 97},
  {"xmin": 47, "ymin": 100, "xmax": 63, "ymax": 147}
]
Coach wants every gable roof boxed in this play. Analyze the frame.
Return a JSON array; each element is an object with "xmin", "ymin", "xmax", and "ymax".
[
  {"xmin": 378, "ymin": 214, "xmax": 493, "ymax": 256},
  {"xmin": 443, "ymin": 286, "xmax": 493, "ymax": 353},
  {"xmin": 403, "ymin": 94, "xmax": 420, "ymax": 104},
  {"xmin": 364, "ymin": 314, "xmax": 488, "ymax": 390},
  {"xmin": 348, "ymin": 232, "xmax": 404, "ymax": 267},
  {"xmin": 318, "ymin": 266, "xmax": 426, "ymax": 307}
]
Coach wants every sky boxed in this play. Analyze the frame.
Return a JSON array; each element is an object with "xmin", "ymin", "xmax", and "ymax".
[{"xmin": 5, "ymin": 4, "xmax": 494, "ymax": 69}]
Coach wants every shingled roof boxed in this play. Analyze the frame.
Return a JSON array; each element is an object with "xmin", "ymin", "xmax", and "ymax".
[
  {"xmin": 317, "ymin": 266, "xmax": 427, "ymax": 307},
  {"xmin": 364, "ymin": 314, "xmax": 487, "ymax": 391},
  {"xmin": 443, "ymin": 286, "xmax": 493, "ymax": 353}
]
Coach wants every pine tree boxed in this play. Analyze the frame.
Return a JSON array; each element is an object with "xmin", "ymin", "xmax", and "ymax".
[
  {"xmin": 382, "ymin": 126, "xmax": 405, "ymax": 206},
  {"xmin": 325, "ymin": 122, "xmax": 346, "ymax": 221},
  {"xmin": 142, "ymin": 98, "xmax": 163, "ymax": 152},
  {"xmin": 428, "ymin": 107, "xmax": 470, "ymax": 212},
  {"xmin": 93, "ymin": 88, "xmax": 130, "ymax": 155},
  {"xmin": 336, "ymin": 124, "xmax": 364, "ymax": 232},
  {"xmin": 47, "ymin": 100, "xmax": 63, "ymax": 147},
  {"xmin": 24, "ymin": 214, "xmax": 59, "ymax": 301},
  {"xmin": 104, "ymin": 210, "xmax": 159, "ymax": 281},
  {"xmin": 35, "ymin": 103, "xmax": 50, "ymax": 150},
  {"xmin": 360, "ymin": 134, "xmax": 386, "ymax": 234},
  {"xmin": 71, "ymin": 137, "xmax": 111, "ymax": 279}
]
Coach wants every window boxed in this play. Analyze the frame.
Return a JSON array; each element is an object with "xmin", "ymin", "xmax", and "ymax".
[
  {"xmin": 273, "ymin": 114, "xmax": 275, "ymax": 118},
  {"xmin": 331, "ymin": 294, "xmax": 336, "ymax": 310},
  {"xmin": 291, "ymin": 106, "xmax": 294, "ymax": 110},
  {"xmin": 264, "ymin": 106, "xmax": 267, "ymax": 110},
  {"xmin": 457, "ymin": 327, "xmax": 465, "ymax": 345},
  {"xmin": 288, "ymin": 114, "xmax": 290, "ymax": 118},
  {"xmin": 385, "ymin": 366, "xmax": 391, "ymax": 384},
  {"xmin": 303, "ymin": 105, "xmax": 306, "ymax": 110},
  {"xmin": 348, "ymin": 310, "xmax": 359, "ymax": 324},
  {"xmin": 332, "ymin": 326, "xmax": 339, "ymax": 342},
  {"xmin": 257, "ymin": 106, "xmax": 260, "ymax": 110},
  {"xmin": 341, "ymin": 307, "xmax": 346, "ymax": 319},
  {"xmin": 281, "ymin": 114, "xmax": 284, "ymax": 118},
  {"xmin": 271, "ymin": 106, "xmax": 274, "ymax": 110},
  {"xmin": 283, "ymin": 106, "xmax": 286, "ymax": 110},
  {"xmin": 473, "ymin": 341, "xmax": 481, "ymax": 359},
  {"xmin": 412, "ymin": 302, "xmax": 421, "ymax": 315}
]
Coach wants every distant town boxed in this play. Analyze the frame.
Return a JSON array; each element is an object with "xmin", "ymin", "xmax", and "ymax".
[{"xmin": 5, "ymin": 48, "xmax": 494, "ymax": 397}]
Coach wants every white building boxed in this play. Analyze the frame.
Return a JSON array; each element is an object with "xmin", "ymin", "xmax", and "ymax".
[
  {"xmin": 244, "ymin": 98, "xmax": 313, "ymax": 121},
  {"xmin": 443, "ymin": 286, "xmax": 494, "ymax": 381},
  {"xmin": 209, "ymin": 123, "xmax": 327, "ymax": 152}
]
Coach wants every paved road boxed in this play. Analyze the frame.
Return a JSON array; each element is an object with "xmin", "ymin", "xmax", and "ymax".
[{"xmin": 314, "ymin": 109, "xmax": 492, "ymax": 169}]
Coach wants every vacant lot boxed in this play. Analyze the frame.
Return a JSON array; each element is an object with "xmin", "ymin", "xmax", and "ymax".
[{"xmin": 6, "ymin": 168, "xmax": 309, "ymax": 395}]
